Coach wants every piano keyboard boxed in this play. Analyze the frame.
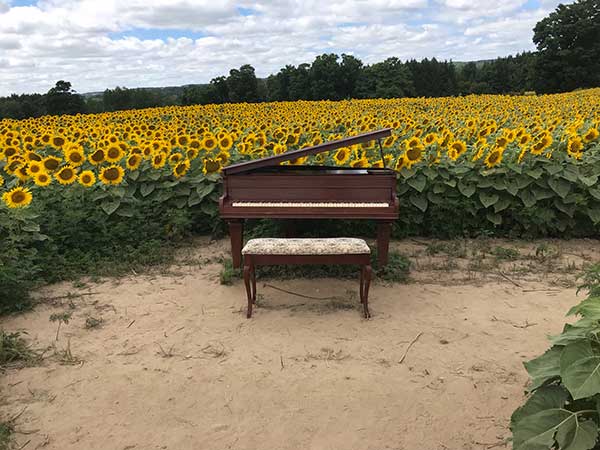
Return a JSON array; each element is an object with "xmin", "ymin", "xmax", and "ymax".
[{"xmin": 231, "ymin": 201, "xmax": 390, "ymax": 208}]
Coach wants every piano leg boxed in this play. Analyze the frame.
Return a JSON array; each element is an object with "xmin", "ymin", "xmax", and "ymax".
[
  {"xmin": 376, "ymin": 221, "xmax": 392, "ymax": 267},
  {"xmin": 228, "ymin": 219, "xmax": 244, "ymax": 269}
]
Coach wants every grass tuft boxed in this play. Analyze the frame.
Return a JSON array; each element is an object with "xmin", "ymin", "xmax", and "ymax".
[
  {"xmin": 0, "ymin": 420, "xmax": 15, "ymax": 450},
  {"xmin": 0, "ymin": 330, "xmax": 39, "ymax": 369}
]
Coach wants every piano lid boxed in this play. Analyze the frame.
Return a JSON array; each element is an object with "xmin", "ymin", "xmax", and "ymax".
[{"xmin": 222, "ymin": 128, "xmax": 392, "ymax": 176}]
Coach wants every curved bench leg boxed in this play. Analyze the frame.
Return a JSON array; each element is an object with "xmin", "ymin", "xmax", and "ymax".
[
  {"xmin": 251, "ymin": 264, "xmax": 257, "ymax": 304},
  {"xmin": 244, "ymin": 264, "xmax": 253, "ymax": 318},
  {"xmin": 362, "ymin": 265, "xmax": 372, "ymax": 319}
]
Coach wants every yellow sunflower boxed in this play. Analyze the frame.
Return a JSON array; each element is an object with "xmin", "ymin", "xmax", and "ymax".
[
  {"xmin": 65, "ymin": 146, "xmax": 85, "ymax": 166},
  {"xmin": 449, "ymin": 140, "xmax": 467, "ymax": 156},
  {"xmin": 151, "ymin": 152, "xmax": 167, "ymax": 169},
  {"xmin": 173, "ymin": 159, "xmax": 190, "ymax": 178},
  {"xmin": 126, "ymin": 154, "xmax": 142, "ymax": 171},
  {"xmin": 202, "ymin": 157, "xmax": 222, "ymax": 174},
  {"xmin": 105, "ymin": 145, "xmax": 125, "ymax": 163},
  {"xmin": 484, "ymin": 147, "xmax": 504, "ymax": 169},
  {"xmin": 333, "ymin": 147, "xmax": 351, "ymax": 165},
  {"xmin": 78, "ymin": 170, "xmax": 96, "ymax": 187},
  {"xmin": 530, "ymin": 131, "xmax": 553, "ymax": 155},
  {"xmin": 33, "ymin": 172, "xmax": 52, "ymax": 187},
  {"xmin": 583, "ymin": 128, "xmax": 599, "ymax": 143},
  {"xmin": 405, "ymin": 145, "xmax": 424, "ymax": 167},
  {"xmin": 89, "ymin": 149, "xmax": 106, "ymax": 165},
  {"xmin": 177, "ymin": 135, "xmax": 189, "ymax": 147},
  {"xmin": 99, "ymin": 165, "xmax": 125, "ymax": 185},
  {"xmin": 186, "ymin": 148, "xmax": 200, "ymax": 160},
  {"xmin": 202, "ymin": 134, "xmax": 218, "ymax": 152},
  {"xmin": 395, "ymin": 154, "xmax": 408, "ymax": 171},
  {"xmin": 2, "ymin": 186, "xmax": 32, "ymax": 208},
  {"xmin": 27, "ymin": 160, "xmax": 44, "ymax": 175},
  {"xmin": 424, "ymin": 133, "xmax": 438, "ymax": 146},
  {"xmin": 168, "ymin": 153, "xmax": 183, "ymax": 166},
  {"xmin": 25, "ymin": 151, "xmax": 42, "ymax": 162},
  {"xmin": 567, "ymin": 136, "xmax": 584, "ymax": 156},
  {"xmin": 351, "ymin": 157, "xmax": 369, "ymax": 168},
  {"xmin": 41, "ymin": 156, "xmax": 61, "ymax": 172},
  {"xmin": 15, "ymin": 166, "xmax": 29, "ymax": 181},
  {"xmin": 55, "ymin": 166, "xmax": 78, "ymax": 185},
  {"xmin": 51, "ymin": 135, "xmax": 66, "ymax": 148}
]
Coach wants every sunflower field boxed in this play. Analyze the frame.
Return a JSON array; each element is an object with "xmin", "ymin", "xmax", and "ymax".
[{"xmin": 1, "ymin": 88, "xmax": 600, "ymax": 309}]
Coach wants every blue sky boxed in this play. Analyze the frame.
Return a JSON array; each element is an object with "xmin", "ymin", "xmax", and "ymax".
[{"xmin": 0, "ymin": 0, "xmax": 564, "ymax": 95}]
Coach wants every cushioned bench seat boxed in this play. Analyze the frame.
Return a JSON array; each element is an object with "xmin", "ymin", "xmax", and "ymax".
[
  {"xmin": 241, "ymin": 237, "xmax": 372, "ymax": 319},
  {"xmin": 242, "ymin": 237, "xmax": 371, "ymax": 256}
]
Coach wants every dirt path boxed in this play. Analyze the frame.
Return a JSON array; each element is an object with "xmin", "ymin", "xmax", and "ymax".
[{"xmin": 1, "ymin": 238, "xmax": 597, "ymax": 450}]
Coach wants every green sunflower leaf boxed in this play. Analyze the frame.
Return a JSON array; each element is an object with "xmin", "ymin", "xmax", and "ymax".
[
  {"xmin": 561, "ymin": 348, "xmax": 600, "ymax": 400},
  {"xmin": 548, "ymin": 178, "xmax": 571, "ymax": 199},
  {"xmin": 140, "ymin": 183, "xmax": 155, "ymax": 197},
  {"xmin": 458, "ymin": 180, "xmax": 476, "ymax": 198},
  {"xmin": 524, "ymin": 346, "xmax": 563, "ymax": 391},
  {"xmin": 521, "ymin": 189, "xmax": 537, "ymax": 208},
  {"xmin": 409, "ymin": 193, "xmax": 428, "ymax": 212},
  {"xmin": 587, "ymin": 208, "xmax": 600, "ymax": 224},
  {"xmin": 100, "ymin": 200, "xmax": 120, "ymax": 215},
  {"xmin": 407, "ymin": 175, "xmax": 427, "ymax": 192},
  {"xmin": 579, "ymin": 174, "xmax": 598, "ymax": 187},
  {"xmin": 479, "ymin": 191, "xmax": 499, "ymax": 208},
  {"xmin": 196, "ymin": 183, "xmax": 215, "ymax": 200},
  {"xmin": 494, "ymin": 196, "xmax": 511, "ymax": 213},
  {"xmin": 486, "ymin": 212, "xmax": 502, "ymax": 225}
]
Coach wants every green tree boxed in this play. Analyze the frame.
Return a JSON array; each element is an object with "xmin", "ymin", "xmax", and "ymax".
[
  {"xmin": 338, "ymin": 54, "xmax": 363, "ymax": 99},
  {"xmin": 356, "ymin": 57, "xmax": 415, "ymax": 98},
  {"xmin": 309, "ymin": 54, "xmax": 342, "ymax": 100},
  {"xmin": 227, "ymin": 64, "xmax": 259, "ymax": 103},
  {"xmin": 45, "ymin": 80, "xmax": 86, "ymax": 115},
  {"xmin": 533, "ymin": 0, "xmax": 600, "ymax": 93},
  {"xmin": 209, "ymin": 76, "xmax": 229, "ymax": 103},
  {"xmin": 288, "ymin": 63, "xmax": 311, "ymax": 100}
]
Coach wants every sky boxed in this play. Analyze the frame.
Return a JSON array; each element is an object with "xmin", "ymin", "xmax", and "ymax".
[{"xmin": 0, "ymin": 0, "xmax": 564, "ymax": 96}]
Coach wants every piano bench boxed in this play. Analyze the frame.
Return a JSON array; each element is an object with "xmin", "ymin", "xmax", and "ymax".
[{"xmin": 241, "ymin": 238, "xmax": 372, "ymax": 319}]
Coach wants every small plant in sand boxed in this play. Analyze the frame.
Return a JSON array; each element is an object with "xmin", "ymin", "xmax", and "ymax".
[
  {"xmin": 0, "ymin": 330, "xmax": 39, "ymax": 369},
  {"xmin": 0, "ymin": 419, "xmax": 15, "ymax": 450},
  {"xmin": 53, "ymin": 338, "xmax": 81, "ymax": 365},
  {"xmin": 49, "ymin": 311, "xmax": 72, "ymax": 341},
  {"xmin": 84, "ymin": 317, "xmax": 103, "ymax": 329}
]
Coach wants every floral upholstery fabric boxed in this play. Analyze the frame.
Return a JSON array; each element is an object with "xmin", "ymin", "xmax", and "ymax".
[{"xmin": 242, "ymin": 237, "xmax": 370, "ymax": 255}]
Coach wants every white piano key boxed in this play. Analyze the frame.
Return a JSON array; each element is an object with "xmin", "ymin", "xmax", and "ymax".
[{"xmin": 231, "ymin": 201, "xmax": 390, "ymax": 208}]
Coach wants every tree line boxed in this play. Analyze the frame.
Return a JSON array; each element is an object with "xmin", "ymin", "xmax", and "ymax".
[{"xmin": 1, "ymin": 0, "xmax": 598, "ymax": 120}]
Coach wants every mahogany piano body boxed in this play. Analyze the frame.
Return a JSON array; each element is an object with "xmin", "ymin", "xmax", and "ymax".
[{"xmin": 219, "ymin": 129, "xmax": 399, "ymax": 268}]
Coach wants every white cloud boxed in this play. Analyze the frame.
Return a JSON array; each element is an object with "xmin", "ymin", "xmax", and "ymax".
[{"xmin": 0, "ymin": 0, "xmax": 564, "ymax": 95}]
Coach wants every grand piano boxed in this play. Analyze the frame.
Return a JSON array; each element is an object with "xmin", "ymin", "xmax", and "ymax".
[{"xmin": 219, "ymin": 128, "xmax": 399, "ymax": 268}]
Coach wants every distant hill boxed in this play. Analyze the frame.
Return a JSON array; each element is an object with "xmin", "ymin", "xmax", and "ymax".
[
  {"xmin": 82, "ymin": 84, "xmax": 209, "ymax": 99},
  {"xmin": 81, "ymin": 60, "xmax": 496, "ymax": 98}
]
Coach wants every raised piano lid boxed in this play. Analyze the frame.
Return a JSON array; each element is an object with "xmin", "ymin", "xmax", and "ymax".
[{"xmin": 222, "ymin": 128, "xmax": 392, "ymax": 176}]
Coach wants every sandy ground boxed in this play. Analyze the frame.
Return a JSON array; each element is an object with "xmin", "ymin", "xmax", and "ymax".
[{"xmin": 2, "ymin": 237, "xmax": 599, "ymax": 450}]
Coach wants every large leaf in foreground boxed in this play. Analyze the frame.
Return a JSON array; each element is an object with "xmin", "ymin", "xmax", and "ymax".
[
  {"xmin": 560, "ymin": 340, "xmax": 600, "ymax": 400},
  {"xmin": 555, "ymin": 419, "xmax": 597, "ymax": 450},
  {"xmin": 511, "ymin": 386, "xmax": 567, "ymax": 450},
  {"xmin": 525, "ymin": 346, "xmax": 563, "ymax": 390},
  {"xmin": 512, "ymin": 384, "xmax": 596, "ymax": 450},
  {"xmin": 567, "ymin": 297, "xmax": 600, "ymax": 318}
]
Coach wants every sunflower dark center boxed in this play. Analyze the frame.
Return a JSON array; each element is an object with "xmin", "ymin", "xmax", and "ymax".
[
  {"xmin": 104, "ymin": 168, "xmax": 120, "ymax": 180},
  {"xmin": 91, "ymin": 150, "xmax": 105, "ymax": 161},
  {"xmin": 407, "ymin": 147, "xmax": 422, "ymax": 161},
  {"xmin": 59, "ymin": 168, "xmax": 74, "ymax": 179}
]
